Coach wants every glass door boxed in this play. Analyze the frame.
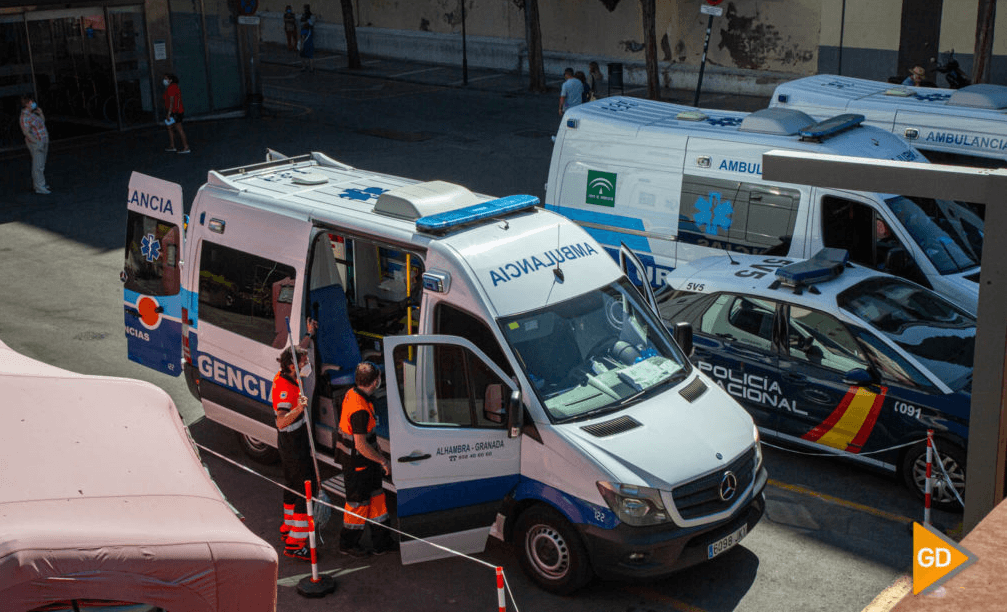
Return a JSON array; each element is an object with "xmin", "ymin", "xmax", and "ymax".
[
  {"xmin": 106, "ymin": 6, "xmax": 154, "ymax": 128},
  {"xmin": 0, "ymin": 16, "xmax": 32, "ymax": 149}
]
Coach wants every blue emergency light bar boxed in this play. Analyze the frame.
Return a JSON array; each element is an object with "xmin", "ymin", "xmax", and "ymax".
[
  {"xmin": 415, "ymin": 194, "xmax": 539, "ymax": 234},
  {"xmin": 775, "ymin": 248, "xmax": 849, "ymax": 286},
  {"xmin": 799, "ymin": 113, "xmax": 865, "ymax": 140}
]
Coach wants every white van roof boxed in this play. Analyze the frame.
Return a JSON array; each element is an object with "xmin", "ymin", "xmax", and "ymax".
[
  {"xmin": 202, "ymin": 152, "xmax": 619, "ymax": 318},
  {"xmin": 562, "ymin": 96, "xmax": 924, "ymax": 163},
  {"xmin": 770, "ymin": 75, "xmax": 1007, "ymax": 161}
]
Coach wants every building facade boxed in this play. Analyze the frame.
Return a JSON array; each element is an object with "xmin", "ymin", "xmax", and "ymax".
[{"xmin": 0, "ymin": 0, "xmax": 245, "ymax": 148}]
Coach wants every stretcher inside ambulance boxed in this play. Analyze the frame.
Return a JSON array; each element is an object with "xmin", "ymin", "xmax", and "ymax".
[{"xmin": 121, "ymin": 153, "xmax": 765, "ymax": 593}]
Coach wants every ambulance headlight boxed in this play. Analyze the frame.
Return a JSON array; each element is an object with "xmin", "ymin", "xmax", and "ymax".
[{"xmin": 597, "ymin": 481, "xmax": 669, "ymax": 526}]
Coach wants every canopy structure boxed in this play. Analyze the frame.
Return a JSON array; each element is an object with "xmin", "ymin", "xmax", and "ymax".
[{"xmin": 0, "ymin": 341, "xmax": 277, "ymax": 612}]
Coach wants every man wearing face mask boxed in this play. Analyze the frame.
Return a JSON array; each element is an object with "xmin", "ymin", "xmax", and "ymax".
[
  {"xmin": 19, "ymin": 94, "xmax": 50, "ymax": 194},
  {"xmin": 161, "ymin": 74, "xmax": 189, "ymax": 153},
  {"xmin": 272, "ymin": 317, "xmax": 318, "ymax": 560}
]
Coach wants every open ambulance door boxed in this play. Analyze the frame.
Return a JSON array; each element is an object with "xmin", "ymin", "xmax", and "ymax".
[
  {"xmin": 122, "ymin": 172, "xmax": 185, "ymax": 376},
  {"xmin": 619, "ymin": 243, "xmax": 659, "ymax": 311},
  {"xmin": 383, "ymin": 335, "xmax": 522, "ymax": 565}
]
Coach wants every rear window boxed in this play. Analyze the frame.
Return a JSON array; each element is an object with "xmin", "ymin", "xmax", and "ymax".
[
  {"xmin": 198, "ymin": 241, "xmax": 296, "ymax": 347},
  {"xmin": 124, "ymin": 210, "xmax": 180, "ymax": 296}
]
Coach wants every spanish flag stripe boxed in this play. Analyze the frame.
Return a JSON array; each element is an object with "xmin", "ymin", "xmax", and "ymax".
[
  {"xmin": 845, "ymin": 386, "xmax": 888, "ymax": 453},
  {"xmin": 802, "ymin": 387, "xmax": 857, "ymax": 443},
  {"xmin": 816, "ymin": 387, "xmax": 879, "ymax": 450}
]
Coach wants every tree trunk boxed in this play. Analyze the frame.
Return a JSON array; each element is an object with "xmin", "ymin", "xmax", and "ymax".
[
  {"xmin": 973, "ymin": 0, "xmax": 996, "ymax": 84},
  {"xmin": 524, "ymin": 0, "xmax": 546, "ymax": 92},
  {"xmin": 640, "ymin": 0, "xmax": 659, "ymax": 100},
  {"xmin": 340, "ymin": 0, "xmax": 362, "ymax": 70}
]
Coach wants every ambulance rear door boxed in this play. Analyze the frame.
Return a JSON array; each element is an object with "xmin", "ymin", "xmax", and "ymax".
[
  {"xmin": 384, "ymin": 334, "xmax": 521, "ymax": 565},
  {"xmin": 122, "ymin": 172, "xmax": 185, "ymax": 376}
]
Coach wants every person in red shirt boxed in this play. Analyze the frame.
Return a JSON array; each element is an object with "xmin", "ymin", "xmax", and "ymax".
[
  {"xmin": 161, "ymin": 73, "xmax": 190, "ymax": 154},
  {"xmin": 272, "ymin": 319, "xmax": 318, "ymax": 561}
]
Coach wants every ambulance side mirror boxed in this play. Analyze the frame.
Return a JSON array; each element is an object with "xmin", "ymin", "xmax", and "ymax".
[
  {"xmin": 484, "ymin": 384, "xmax": 505, "ymax": 424},
  {"xmin": 673, "ymin": 322, "xmax": 694, "ymax": 358},
  {"xmin": 483, "ymin": 385, "xmax": 523, "ymax": 438}
]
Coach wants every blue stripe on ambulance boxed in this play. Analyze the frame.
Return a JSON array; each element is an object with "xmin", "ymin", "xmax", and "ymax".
[
  {"xmin": 547, "ymin": 205, "xmax": 652, "ymax": 252},
  {"xmin": 124, "ymin": 288, "xmax": 183, "ymax": 376}
]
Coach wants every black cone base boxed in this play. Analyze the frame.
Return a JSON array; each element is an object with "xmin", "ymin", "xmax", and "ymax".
[{"xmin": 297, "ymin": 574, "xmax": 336, "ymax": 598}]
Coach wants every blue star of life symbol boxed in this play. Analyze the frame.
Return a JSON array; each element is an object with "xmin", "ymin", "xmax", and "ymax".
[
  {"xmin": 706, "ymin": 116, "xmax": 743, "ymax": 127},
  {"xmin": 339, "ymin": 187, "xmax": 388, "ymax": 201},
  {"xmin": 140, "ymin": 233, "xmax": 161, "ymax": 262},
  {"xmin": 694, "ymin": 192, "xmax": 733, "ymax": 235},
  {"xmin": 913, "ymin": 92, "xmax": 951, "ymax": 103}
]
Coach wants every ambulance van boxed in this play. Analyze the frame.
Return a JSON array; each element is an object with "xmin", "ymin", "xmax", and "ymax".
[
  {"xmin": 122, "ymin": 151, "xmax": 766, "ymax": 594},
  {"xmin": 545, "ymin": 96, "xmax": 982, "ymax": 314},
  {"xmin": 770, "ymin": 74, "xmax": 1007, "ymax": 168}
]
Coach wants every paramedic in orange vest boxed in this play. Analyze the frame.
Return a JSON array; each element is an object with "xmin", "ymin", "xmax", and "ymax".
[
  {"xmin": 272, "ymin": 321, "xmax": 317, "ymax": 561},
  {"xmin": 337, "ymin": 362, "xmax": 396, "ymax": 556}
]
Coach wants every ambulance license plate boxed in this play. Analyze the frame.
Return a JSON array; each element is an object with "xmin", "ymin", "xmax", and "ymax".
[{"xmin": 707, "ymin": 524, "xmax": 747, "ymax": 559}]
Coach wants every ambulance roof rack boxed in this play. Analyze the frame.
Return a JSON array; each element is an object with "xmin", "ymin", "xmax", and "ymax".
[
  {"xmin": 415, "ymin": 195, "xmax": 539, "ymax": 235},
  {"xmin": 949, "ymin": 83, "xmax": 1007, "ymax": 109},
  {"xmin": 738, "ymin": 108, "xmax": 815, "ymax": 136},
  {"xmin": 770, "ymin": 248, "xmax": 849, "ymax": 295},
  {"xmin": 798, "ymin": 113, "xmax": 865, "ymax": 142}
]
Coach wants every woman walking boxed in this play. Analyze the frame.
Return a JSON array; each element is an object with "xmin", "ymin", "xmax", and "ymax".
[{"xmin": 162, "ymin": 73, "xmax": 190, "ymax": 154}]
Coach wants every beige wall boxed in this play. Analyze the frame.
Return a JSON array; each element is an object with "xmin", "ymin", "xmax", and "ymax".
[{"xmin": 819, "ymin": 0, "xmax": 901, "ymax": 51}]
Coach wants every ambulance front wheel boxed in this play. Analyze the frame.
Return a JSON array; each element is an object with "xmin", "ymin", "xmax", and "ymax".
[
  {"xmin": 515, "ymin": 505, "xmax": 592, "ymax": 595},
  {"xmin": 236, "ymin": 432, "xmax": 280, "ymax": 464},
  {"xmin": 901, "ymin": 440, "xmax": 965, "ymax": 513}
]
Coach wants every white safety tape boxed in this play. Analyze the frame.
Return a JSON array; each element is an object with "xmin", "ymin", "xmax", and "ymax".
[
  {"xmin": 760, "ymin": 437, "xmax": 924, "ymax": 457},
  {"xmin": 195, "ymin": 442, "xmax": 521, "ymax": 612}
]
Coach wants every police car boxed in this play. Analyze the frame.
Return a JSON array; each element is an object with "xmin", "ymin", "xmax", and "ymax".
[{"xmin": 657, "ymin": 249, "xmax": 972, "ymax": 510}]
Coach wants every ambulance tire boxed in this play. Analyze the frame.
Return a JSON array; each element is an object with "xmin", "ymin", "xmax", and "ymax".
[
  {"xmin": 901, "ymin": 440, "xmax": 966, "ymax": 513},
  {"xmin": 236, "ymin": 432, "xmax": 281, "ymax": 464},
  {"xmin": 515, "ymin": 505, "xmax": 592, "ymax": 595}
]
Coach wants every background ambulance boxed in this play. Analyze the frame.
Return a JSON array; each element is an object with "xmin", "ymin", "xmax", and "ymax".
[
  {"xmin": 545, "ymin": 97, "xmax": 983, "ymax": 314},
  {"xmin": 770, "ymin": 74, "xmax": 1007, "ymax": 168},
  {"xmin": 122, "ymin": 152, "xmax": 766, "ymax": 594}
]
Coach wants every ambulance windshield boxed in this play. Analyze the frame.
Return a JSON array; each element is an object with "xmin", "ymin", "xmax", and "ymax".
[
  {"xmin": 499, "ymin": 278, "xmax": 691, "ymax": 422},
  {"xmin": 884, "ymin": 196, "xmax": 981, "ymax": 274}
]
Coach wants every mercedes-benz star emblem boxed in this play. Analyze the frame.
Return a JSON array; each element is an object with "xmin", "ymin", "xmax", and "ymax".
[{"xmin": 719, "ymin": 471, "xmax": 738, "ymax": 502}]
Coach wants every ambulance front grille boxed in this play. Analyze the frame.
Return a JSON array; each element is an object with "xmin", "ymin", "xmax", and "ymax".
[
  {"xmin": 678, "ymin": 377, "xmax": 708, "ymax": 402},
  {"xmin": 581, "ymin": 415, "xmax": 642, "ymax": 437},
  {"xmin": 671, "ymin": 448, "xmax": 756, "ymax": 520}
]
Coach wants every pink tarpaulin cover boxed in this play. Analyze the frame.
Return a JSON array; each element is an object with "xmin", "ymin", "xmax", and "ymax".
[{"xmin": 0, "ymin": 341, "xmax": 278, "ymax": 612}]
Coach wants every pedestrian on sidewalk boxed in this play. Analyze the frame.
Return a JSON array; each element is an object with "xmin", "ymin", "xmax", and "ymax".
[
  {"xmin": 559, "ymin": 67, "xmax": 585, "ymax": 116},
  {"xmin": 589, "ymin": 61, "xmax": 604, "ymax": 99},
  {"xmin": 299, "ymin": 4, "xmax": 315, "ymax": 73},
  {"xmin": 19, "ymin": 94, "xmax": 50, "ymax": 194},
  {"xmin": 575, "ymin": 70, "xmax": 591, "ymax": 103},
  {"xmin": 284, "ymin": 5, "xmax": 298, "ymax": 53},
  {"xmin": 162, "ymin": 74, "xmax": 190, "ymax": 154}
]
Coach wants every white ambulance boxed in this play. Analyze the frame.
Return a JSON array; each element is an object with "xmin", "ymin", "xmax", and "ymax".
[
  {"xmin": 770, "ymin": 74, "xmax": 1007, "ymax": 167},
  {"xmin": 122, "ymin": 151, "xmax": 766, "ymax": 594},
  {"xmin": 545, "ymin": 96, "xmax": 983, "ymax": 314}
]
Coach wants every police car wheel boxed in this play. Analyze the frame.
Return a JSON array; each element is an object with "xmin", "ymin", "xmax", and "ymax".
[
  {"xmin": 236, "ymin": 432, "xmax": 281, "ymax": 464},
  {"xmin": 515, "ymin": 506, "xmax": 592, "ymax": 595},
  {"xmin": 901, "ymin": 440, "xmax": 966, "ymax": 512}
]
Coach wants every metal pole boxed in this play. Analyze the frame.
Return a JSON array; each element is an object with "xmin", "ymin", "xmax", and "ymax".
[
  {"xmin": 693, "ymin": 14, "xmax": 714, "ymax": 107},
  {"xmin": 838, "ymin": 0, "xmax": 846, "ymax": 75},
  {"xmin": 461, "ymin": 0, "xmax": 468, "ymax": 85}
]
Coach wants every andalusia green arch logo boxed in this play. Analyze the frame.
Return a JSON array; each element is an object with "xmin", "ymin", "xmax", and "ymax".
[{"xmin": 586, "ymin": 170, "xmax": 617, "ymax": 207}]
